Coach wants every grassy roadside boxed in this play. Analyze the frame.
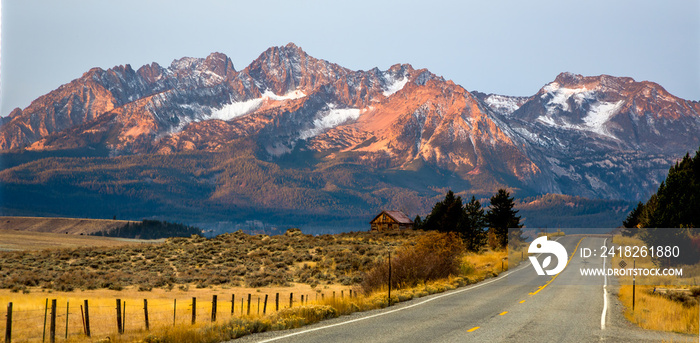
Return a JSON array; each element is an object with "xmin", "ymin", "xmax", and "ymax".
[
  {"xmin": 144, "ymin": 249, "xmax": 507, "ymax": 343},
  {"xmin": 0, "ymin": 250, "xmax": 506, "ymax": 343},
  {"xmin": 611, "ymin": 235, "xmax": 699, "ymax": 335}
]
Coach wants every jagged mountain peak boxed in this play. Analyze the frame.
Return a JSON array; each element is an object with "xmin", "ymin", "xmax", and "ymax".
[
  {"xmin": 550, "ymin": 72, "xmax": 630, "ymax": 87},
  {"xmin": 552, "ymin": 71, "xmax": 585, "ymax": 85},
  {"xmin": 2, "ymin": 47, "xmax": 700, "ymax": 203},
  {"xmin": 533, "ymin": 72, "xmax": 698, "ymax": 122},
  {"xmin": 169, "ymin": 56, "xmax": 202, "ymax": 71},
  {"xmin": 545, "ymin": 72, "xmax": 673, "ymax": 97},
  {"xmin": 136, "ymin": 62, "xmax": 166, "ymax": 83},
  {"xmin": 166, "ymin": 52, "xmax": 235, "ymax": 84},
  {"xmin": 202, "ymin": 52, "xmax": 236, "ymax": 74},
  {"xmin": 242, "ymin": 43, "xmax": 351, "ymax": 96},
  {"xmin": 385, "ymin": 63, "xmax": 413, "ymax": 74},
  {"xmin": 250, "ymin": 42, "xmax": 314, "ymax": 68}
]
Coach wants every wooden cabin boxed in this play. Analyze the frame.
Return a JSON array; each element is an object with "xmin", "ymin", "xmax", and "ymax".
[{"xmin": 370, "ymin": 210, "xmax": 413, "ymax": 231}]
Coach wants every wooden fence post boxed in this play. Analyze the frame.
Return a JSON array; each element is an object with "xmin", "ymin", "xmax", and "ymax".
[
  {"xmin": 122, "ymin": 301, "xmax": 126, "ymax": 334},
  {"xmin": 80, "ymin": 305, "xmax": 86, "ymax": 336},
  {"xmin": 247, "ymin": 294, "xmax": 251, "ymax": 315},
  {"xmin": 143, "ymin": 299, "xmax": 149, "ymax": 331},
  {"xmin": 301, "ymin": 295, "xmax": 304, "ymax": 306},
  {"xmin": 173, "ymin": 299, "xmax": 176, "ymax": 326},
  {"xmin": 65, "ymin": 301, "xmax": 69, "ymax": 339},
  {"xmin": 5, "ymin": 302, "xmax": 12, "ymax": 343},
  {"xmin": 191, "ymin": 297, "xmax": 196, "ymax": 324},
  {"xmin": 231, "ymin": 294, "xmax": 235, "ymax": 315},
  {"xmin": 42, "ymin": 299, "xmax": 48, "ymax": 343},
  {"xmin": 84, "ymin": 300, "xmax": 91, "ymax": 338},
  {"xmin": 50, "ymin": 299, "xmax": 57, "ymax": 343},
  {"xmin": 289, "ymin": 293, "xmax": 293, "ymax": 308},
  {"xmin": 240, "ymin": 298, "xmax": 243, "ymax": 315},
  {"xmin": 257, "ymin": 297, "xmax": 260, "ymax": 315},
  {"xmin": 275, "ymin": 293, "xmax": 279, "ymax": 312},
  {"xmin": 263, "ymin": 294, "xmax": 268, "ymax": 314},
  {"xmin": 116, "ymin": 299, "xmax": 122, "ymax": 334},
  {"xmin": 388, "ymin": 250, "xmax": 392, "ymax": 306},
  {"xmin": 211, "ymin": 295, "xmax": 217, "ymax": 322}
]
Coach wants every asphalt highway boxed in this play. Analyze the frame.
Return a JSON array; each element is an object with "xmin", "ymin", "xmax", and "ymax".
[{"xmin": 233, "ymin": 236, "xmax": 696, "ymax": 343}]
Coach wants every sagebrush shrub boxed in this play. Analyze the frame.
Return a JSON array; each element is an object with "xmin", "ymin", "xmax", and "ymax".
[{"xmin": 360, "ymin": 231, "xmax": 464, "ymax": 293}]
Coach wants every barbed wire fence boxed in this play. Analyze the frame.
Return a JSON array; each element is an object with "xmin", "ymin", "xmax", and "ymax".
[{"xmin": 2, "ymin": 290, "xmax": 352, "ymax": 342}]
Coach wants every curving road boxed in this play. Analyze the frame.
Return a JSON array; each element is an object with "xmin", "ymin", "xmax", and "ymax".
[{"xmin": 232, "ymin": 236, "xmax": 695, "ymax": 343}]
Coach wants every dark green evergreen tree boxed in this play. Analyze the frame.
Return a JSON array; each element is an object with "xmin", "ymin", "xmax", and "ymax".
[
  {"xmin": 414, "ymin": 215, "xmax": 423, "ymax": 230},
  {"xmin": 622, "ymin": 202, "xmax": 643, "ymax": 229},
  {"xmin": 620, "ymin": 147, "xmax": 700, "ymax": 266},
  {"xmin": 629, "ymin": 148, "xmax": 700, "ymax": 229},
  {"xmin": 459, "ymin": 196, "xmax": 487, "ymax": 252},
  {"xmin": 423, "ymin": 190, "xmax": 464, "ymax": 233},
  {"xmin": 486, "ymin": 189, "xmax": 523, "ymax": 249}
]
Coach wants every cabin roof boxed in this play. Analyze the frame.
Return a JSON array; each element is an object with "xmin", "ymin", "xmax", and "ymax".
[{"xmin": 370, "ymin": 210, "xmax": 413, "ymax": 224}]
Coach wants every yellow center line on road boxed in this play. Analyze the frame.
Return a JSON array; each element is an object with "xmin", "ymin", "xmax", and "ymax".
[
  {"xmin": 529, "ymin": 237, "xmax": 584, "ymax": 296},
  {"xmin": 519, "ymin": 300, "xmax": 526, "ymax": 304},
  {"xmin": 467, "ymin": 326, "xmax": 480, "ymax": 333},
  {"xmin": 499, "ymin": 311, "xmax": 508, "ymax": 316}
]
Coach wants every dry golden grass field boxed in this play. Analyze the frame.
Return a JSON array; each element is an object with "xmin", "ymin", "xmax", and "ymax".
[
  {"xmin": 0, "ymin": 216, "xmax": 134, "ymax": 235},
  {"xmin": 612, "ymin": 235, "xmax": 699, "ymax": 335},
  {"xmin": 0, "ymin": 229, "xmax": 161, "ymax": 251},
  {"xmin": 0, "ymin": 226, "xmax": 508, "ymax": 343},
  {"xmin": 0, "ymin": 282, "xmax": 356, "ymax": 343}
]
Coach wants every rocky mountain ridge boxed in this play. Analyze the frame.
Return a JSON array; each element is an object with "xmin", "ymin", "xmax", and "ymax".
[{"xmin": 2, "ymin": 43, "xmax": 699, "ymax": 202}]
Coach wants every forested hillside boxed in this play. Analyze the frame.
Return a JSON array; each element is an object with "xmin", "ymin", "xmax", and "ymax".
[{"xmin": 624, "ymin": 147, "xmax": 700, "ymax": 229}]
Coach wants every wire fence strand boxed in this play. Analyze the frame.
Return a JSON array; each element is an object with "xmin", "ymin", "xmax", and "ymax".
[{"xmin": 1, "ymin": 291, "xmax": 345, "ymax": 342}]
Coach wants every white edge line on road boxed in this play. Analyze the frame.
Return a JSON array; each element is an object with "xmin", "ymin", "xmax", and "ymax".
[
  {"xmin": 255, "ymin": 262, "xmax": 532, "ymax": 343},
  {"xmin": 601, "ymin": 237, "xmax": 608, "ymax": 330}
]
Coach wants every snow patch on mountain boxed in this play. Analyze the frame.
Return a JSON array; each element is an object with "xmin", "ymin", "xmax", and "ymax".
[
  {"xmin": 170, "ymin": 57, "xmax": 201, "ymax": 71},
  {"xmin": 583, "ymin": 100, "xmax": 625, "ymax": 136},
  {"xmin": 484, "ymin": 95, "xmax": 523, "ymax": 116},
  {"xmin": 208, "ymin": 90, "xmax": 306, "ymax": 122},
  {"xmin": 299, "ymin": 104, "xmax": 363, "ymax": 139},
  {"xmin": 383, "ymin": 75, "xmax": 409, "ymax": 97},
  {"xmin": 536, "ymin": 115, "xmax": 573, "ymax": 130},
  {"xmin": 210, "ymin": 98, "xmax": 264, "ymax": 121},
  {"xmin": 536, "ymin": 99, "xmax": 625, "ymax": 139},
  {"xmin": 200, "ymin": 70, "xmax": 224, "ymax": 85},
  {"xmin": 542, "ymin": 82, "xmax": 595, "ymax": 114}
]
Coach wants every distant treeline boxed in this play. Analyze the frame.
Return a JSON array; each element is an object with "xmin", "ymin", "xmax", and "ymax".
[{"xmin": 91, "ymin": 219, "xmax": 203, "ymax": 239}]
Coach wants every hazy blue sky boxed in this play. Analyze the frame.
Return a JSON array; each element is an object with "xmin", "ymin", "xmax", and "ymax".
[{"xmin": 1, "ymin": 0, "xmax": 698, "ymax": 116}]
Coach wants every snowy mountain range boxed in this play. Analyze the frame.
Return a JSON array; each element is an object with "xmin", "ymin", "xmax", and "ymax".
[{"xmin": 2, "ymin": 43, "xmax": 699, "ymax": 224}]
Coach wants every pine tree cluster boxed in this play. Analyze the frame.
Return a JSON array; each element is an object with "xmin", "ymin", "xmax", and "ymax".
[
  {"xmin": 624, "ymin": 147, "xmax": 700, "ymax": 229},
  {"xmin": 622, "ymin": 147, "xmax": 700, "ymax": 266},
  {"xmin": 415, "ymin": 189, "xmax": 523, "ymax": 251}
]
